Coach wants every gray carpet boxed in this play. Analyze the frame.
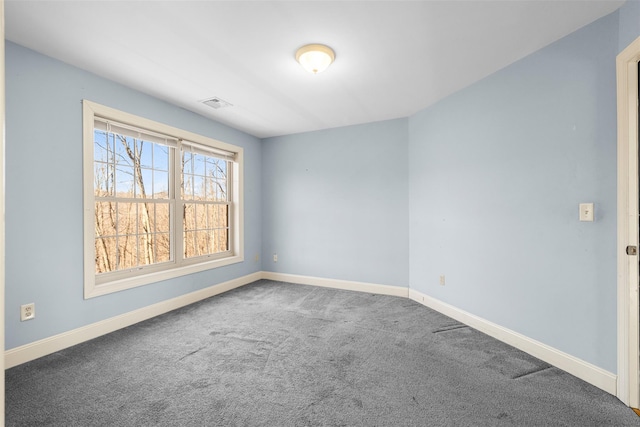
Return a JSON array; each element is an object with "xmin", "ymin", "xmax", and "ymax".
[{"xmin": 6, "ymin": 280, "xmax": 640, "ymax": 426}]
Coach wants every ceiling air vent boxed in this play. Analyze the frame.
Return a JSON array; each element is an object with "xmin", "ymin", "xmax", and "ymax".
[{"xmin": 202, "ymin": 97, "xmax": 233, "ymax": 110}]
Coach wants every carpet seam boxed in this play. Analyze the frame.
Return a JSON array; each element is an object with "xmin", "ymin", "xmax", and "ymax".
[
  {"xmin": 432, "ymin": 325, "xmax": 469, "ymax": 334},
  {"xmin": 510, "ymin": 366, "xmax": 553, "ymax": 380}
]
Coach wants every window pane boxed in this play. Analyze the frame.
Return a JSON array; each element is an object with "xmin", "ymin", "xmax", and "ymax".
[
  {"xmin": 208, "ymin": 204, "xmax": 229, "ymax": 229},
  {"xmin": 184, "ymin": 231, "xmax": 196, "ymax": 258},
  {"xmin": 183, "ymin": 203, "xmax": 196, "ymax": 231},
  {"xmin": 156, "ymin": 233, "xmax": 171, "ymax": 263},
  {"xmin": 216, "ymin": 160, "xmax": 227, "ymax": 178},
  {"xmin": 94, "ymin": 130, "xmax": 112, "ymax": 162},
  {"xmin": 137, "ymin": 203, "xmax": 153, "ymax": 234},
  {"xmin": 137, "ymin": 168, "xmax": 152, "ymax": 198},
  {"xmin": 216, "ymin": 228, "xmax": 229, "ymax": 253},
  {"xmin": 182, "ymin": 174, "xmax": 193, "ymax": 200},
  {"xmin": 154, "ymin": 171, "xmax": 169, "ymax": 199},
  {"xmin": 95, "ymin": 237, "xmax": 116, "ymax": 274},
  {"xmin": 117, "ymin": 236, "xmax": 137, "ymax": 270},
  {"xmin": 196, "ymin": 230, "xmax": 211, "ymax": 256},
  {"xmin": 204, "ymin": 177, "xmax": 214, "ymax": 200},
  {"xmin": 139, "ymin": 140, "xmax": 152, "ymax": 169},
  {"xmin": 138, "ymin": 234, "xmax": 154, "ymax": 266},
  {"xmin": 154, "ymin": 144, "xmax": 169, "ymax": 171},
  {"xmin": 95, "ymin": 202, "xmax": 117, "ymax": 237},
  {"xmin": 115, "ymin": 135, "xmax": 135, "ymax": 166},
  {"xmin": 94, "ymin": 163, "xmax": 114, "ymax": 197},
  {"xmin": 145, "ymin": 203, "xmax": 156, "ymax": 233},
  {"xmin": 193, "ymin": 153, "xmax": 205, "ymax": 175},
  {"xmin": 116, "ymin": 166, "xmax": 135, "ymax": 197},
  {"xmin": 215, "ymin": 180, "xmax": 227, "ymax": 201},
  {"xmin": 203, "ymin": 157, "xmax": 212, "ymax": 176},
  {"xmin": 117, "ymin": 203, "xmax": 136, "ymax": 235},
  {"xmin": 182, "ymin": 152, "xmax": 193, "ymax": 175},
  {"xmin": 155, "ymin": 203, "xmax": 170, "ymax": 232},
  {"xmin": 194, "ymin": 204, "xmax": 206, "ymax": 230},
  {"xmin": 193, "ymin": 176, "xmax": 205, "ymax": 200},
  {"xmin": 198, "ymin": 206, "xmax": 206, "ymax": 231}
]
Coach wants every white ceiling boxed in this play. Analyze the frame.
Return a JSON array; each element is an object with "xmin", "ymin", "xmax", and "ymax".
[{"xmin": 5, "ymin": 0, "xmax": 625, "ymax": 139}]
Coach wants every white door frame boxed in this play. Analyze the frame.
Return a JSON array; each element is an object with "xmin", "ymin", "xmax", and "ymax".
[
  {"xmin": 1, "ymin": 0, "xmax": 6, "ymax": 423},
  {"xmin": 617, "ymin": 35, "xmax": 640, "ymax": 408}
]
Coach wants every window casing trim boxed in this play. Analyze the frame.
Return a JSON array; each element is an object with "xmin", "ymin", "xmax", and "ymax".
[{"xmin": 83, "ymin": 100, "xmax": 244, "ymax": 299}]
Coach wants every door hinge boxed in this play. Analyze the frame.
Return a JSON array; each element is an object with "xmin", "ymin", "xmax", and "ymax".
[{"xmin": 627, "ymin": 245, "xmax": 637, "ymax": 255}]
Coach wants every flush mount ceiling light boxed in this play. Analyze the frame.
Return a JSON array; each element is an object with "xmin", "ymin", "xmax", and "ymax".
[{"xmin": 295, "ymin": 44, "xmax": 335, "ymax": 74}]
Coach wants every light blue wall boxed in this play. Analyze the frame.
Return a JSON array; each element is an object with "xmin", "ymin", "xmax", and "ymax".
[
  {"xmin": 408, "ymin": 13, "xmax": 619, "ymax": 372},
  {"xmin": 261, "ymin": 120, "xmax": 409, "ymax": 287},
  {"xmin": 6, "ymin": 4, "xmax": 633, "ymax": 374},
  {"xmin": 618, "ymin": 0, "xmax": 640, "ymax": 52},
  {"xmin": 5, "ymin": 42, "xmax": 262, "ymax": 350}
]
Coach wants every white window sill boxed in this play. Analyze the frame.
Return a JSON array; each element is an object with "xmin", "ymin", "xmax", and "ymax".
[{"xmin": 85, "ymin": 255, "xmax": 244, "ymax": 299}]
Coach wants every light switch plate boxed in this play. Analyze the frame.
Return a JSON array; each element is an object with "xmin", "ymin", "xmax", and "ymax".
[{"xmin": 579, "ymin": 203, "xmax": 594, "ymax": 222}]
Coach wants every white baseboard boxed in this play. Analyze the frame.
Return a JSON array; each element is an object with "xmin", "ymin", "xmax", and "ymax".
[
  {"xmin": 5, "ymin": 272, "xmax": 262, "ymax": 369},
  {"xmin": 408, "ymin": 288, "xmax": 617, "ymax": 396},
  {"xmin": 261, "ymin": 271, "xmax": 409, "ymax": 298},
  {"xmin": 4, "ymin": 271, "xmax": 617, "ymax": 400}
]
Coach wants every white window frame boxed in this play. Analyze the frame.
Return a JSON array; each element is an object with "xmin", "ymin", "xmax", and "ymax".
[{"xmin": 83, "ymin": 100, "xmax": 244, "ymax": 298}]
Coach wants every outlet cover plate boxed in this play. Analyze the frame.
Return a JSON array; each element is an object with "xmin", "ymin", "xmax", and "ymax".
[{"xmin": 21, "ymin": 303, "xmax": 35, "ymax": 321}]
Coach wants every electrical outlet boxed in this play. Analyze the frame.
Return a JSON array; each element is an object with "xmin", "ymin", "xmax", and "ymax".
[
  {"xmin": 254, "ymin": 254, "xmax": 259, "ymax": 262},
  {"xmin": 273, "ymin": 254, "xmax": 278, "ymax": 262},
  {"xmin": 21, "ymin": 303, "xmax": 35, "ymax": 321},
  {"xmin": 439, "ymin": 275, "xmax": 446, "ymax": 286}
]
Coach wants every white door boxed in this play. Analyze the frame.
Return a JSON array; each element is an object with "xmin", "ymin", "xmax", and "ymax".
[{"xmin": 617, "ymin": 36, "xmax": 640, "ymax": 409}]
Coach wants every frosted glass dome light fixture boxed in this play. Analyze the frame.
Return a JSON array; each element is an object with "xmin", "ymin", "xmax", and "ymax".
[{"xmin": 295, "ymin": 44, "xmax": 335, "ymax": 74}]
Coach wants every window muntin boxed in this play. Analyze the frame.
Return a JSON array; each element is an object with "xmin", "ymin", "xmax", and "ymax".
[{"xmin": 83, "ymin": 100, "xmax": 243, "ymax": 298}]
